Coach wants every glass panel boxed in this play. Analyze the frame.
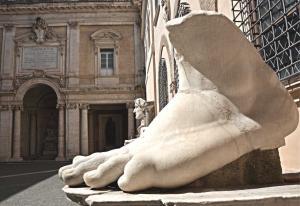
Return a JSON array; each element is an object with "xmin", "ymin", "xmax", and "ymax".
[{"xmin": 100, "ymin": 48, "xmax": 114, "ymax": 76}]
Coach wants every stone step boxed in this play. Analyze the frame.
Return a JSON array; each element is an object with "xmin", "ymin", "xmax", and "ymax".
[{"xmin": 63, "ymin": 184, "xmax": 300, "ymax": 206}]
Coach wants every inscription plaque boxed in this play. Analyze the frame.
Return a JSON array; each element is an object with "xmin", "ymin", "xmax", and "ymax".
[{"xmin": 22, "ymin": 47, "xmax": 58, "ymax": 70}]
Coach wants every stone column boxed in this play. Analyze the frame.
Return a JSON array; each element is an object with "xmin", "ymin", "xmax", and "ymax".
[
  {"xmin": 127, "ymin": 103, "xmax": 135, "ymax": 139},
  {"xmin": 56, "ymin": 104, "xmax": 65, "ymax": 161},
  {"xmin": 0, "ymin": 105, "xmax": 13, "ymax": 160},
  {"xmin": 80, "ymin": 104, "xmax": 89, "ymax": 156},
  {"xmin": 66, "ymin": 103, "xmax": 80, "ymax": 159},
  {"xmin": 12, "ymin": 105, "xmax": 23, "ymax": 161},
  {"xmin": 67, "ymin": 21, "xmax": 80, "ymax": 87},
  {"xmin": 1, "ymin": 24, "xmax": 15, "ymax": 90}
]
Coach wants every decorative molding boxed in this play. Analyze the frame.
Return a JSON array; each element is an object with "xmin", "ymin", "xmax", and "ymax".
[
  {"xmin": 56, "ymin": 103, "xmax": 65, "ymax": 110},
  {"xmin": 0, "ymin": 104, "xmax": 12, "ymax": 111},
  {"xmin": 12, "ymin": 104, "xmax": 24, "ymax": 111},
  {"xmin": 79, "ymin": 103, "xmax": 90, "ymax": 110},
  {"xmin": 68, "ymin": 21, "xmax": 79, "ymax": 29},
  {"xmin": 14, "ymin": 18, "xmax": 66, "ymax": 80},
  {"xmin": 0, "ymin": 2, "xmax": 134, "ymax": 14},
  {"xmin": 91, "ymin": 29, "xmax": 122, "ymax": 43},
  {"xmin": 14, "ymin": 71, "xmax": 65, "ymax": 89},
  {"xmin": 91, "ymin": 29, "xmax": 122, "ymax": 86},
  {"xmin": 132, "ymin": 0, "xmax": 142, "ymax": 9},
  {"xmin": 3, "ymin": 23, "xmax": 14, "ymax": 31},
  {"xmin": 66, "ymin": 103, "xmax": 79, "ymax": 110}
]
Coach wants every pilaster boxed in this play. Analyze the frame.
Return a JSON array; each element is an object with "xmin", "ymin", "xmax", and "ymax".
[
  {"xmin": 12, "ymin": 104, "xmax": 23, "ymax": 161},
  {"xmin": 66, "ymin": 103, "xmax": 80, "ymax": 159},
  {"xmin": 0, "ymin": 105, "xmax": 13, "ymax": 160},
  {"xmin": 56, "ymin": 103, "xmax": 66, "ymax": 161},
  {"xmin": 67, "ymin": 21, "xmax": 80, "ymax": 87},
  {"xmin": 80, "ymin": 103, "xmax": 89, "ymax": 156},
  {"xmin": 1, "ymin": 24, "xmax": 15, "ymax": 90}
]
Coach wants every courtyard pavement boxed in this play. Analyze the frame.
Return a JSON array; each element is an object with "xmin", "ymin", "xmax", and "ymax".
[{"xmin": 0, "ymin": 161, "xmax": 78, "ymax": 206}]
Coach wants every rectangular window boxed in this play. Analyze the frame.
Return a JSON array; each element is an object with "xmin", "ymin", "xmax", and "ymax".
[
  {"xmin": 232, "ymin": 0, "xmax": 300, "ymax": 82},
  {"xmin": 100, "ymin": 48, "xmax": 114, "ymax": 76}
]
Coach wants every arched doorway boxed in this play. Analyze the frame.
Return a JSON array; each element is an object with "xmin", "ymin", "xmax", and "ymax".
[{"xmin": 21, "ymin": 84, "xmax": 58, "ymax": 160}]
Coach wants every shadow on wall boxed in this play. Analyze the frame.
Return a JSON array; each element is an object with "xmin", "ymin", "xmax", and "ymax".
[{"xmin": 0, "ymin": 161, "xmax": 70, "ymax": 202}]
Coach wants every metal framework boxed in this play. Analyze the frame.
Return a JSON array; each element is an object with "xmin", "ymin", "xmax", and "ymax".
[
  {"xmin": 232, "ymin": 0, "xmax": 300, "ymax": 81},
  {"xmin": 159, "ymin": 58, "xmax": 169, "ymax": 111}
]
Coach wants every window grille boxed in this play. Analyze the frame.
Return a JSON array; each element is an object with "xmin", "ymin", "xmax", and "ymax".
[
  {"xmin": 159, "ymin": 58, "xmax": 169, "ymax": 111},
  {"xmin": 232, "ymin": 0, "xmax": 300, "ymax": 81}
]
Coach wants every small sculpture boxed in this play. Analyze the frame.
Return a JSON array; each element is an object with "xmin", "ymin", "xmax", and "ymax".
[
  {"xmin": 133, "ymin": 98, "xmax": 148, "ymax": 137},
  {"xmin": 32, "ymin": 17, "xmax": 53, "ymax": 43},
  {"xmin": 59, "ymin": 11, "xmax": 298, "ymax": 192}
]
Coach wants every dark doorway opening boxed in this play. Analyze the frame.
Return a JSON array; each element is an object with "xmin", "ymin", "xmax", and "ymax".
[
  {"xmin": 88, "ymin": 104, "xmax": 128, "ymax": 153},
  {"xmin": 22, "ymin": 84, "xmax": 58, "ymax": 160}
]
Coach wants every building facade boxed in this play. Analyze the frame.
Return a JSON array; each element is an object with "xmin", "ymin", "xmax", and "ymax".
[
  {"xmin": 0, "ymin": 0, "xmax": 144, "ymax": 161},
  {"xmin": 140, "ymin": 0, "xmax": 300, "ymax": 172}
]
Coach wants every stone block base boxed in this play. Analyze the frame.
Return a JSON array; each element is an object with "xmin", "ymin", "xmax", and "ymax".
[
  {"xmin": 189, "ymin": 149, "xmax": 283, "ymax": 188},
  {"xmin": 63, "ymin": 184, "xmax": 300, "ymax": 206}
]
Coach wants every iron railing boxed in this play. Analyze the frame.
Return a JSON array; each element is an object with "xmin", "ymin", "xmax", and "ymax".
[{"xmin": 232, "ymin": 0, "xmax": 300, "ymax": 81}]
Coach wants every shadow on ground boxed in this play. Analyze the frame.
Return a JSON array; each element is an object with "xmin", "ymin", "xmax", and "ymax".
[{"xmin": 0, "ymin": 161, "xmax": 70, "ymax": 203}]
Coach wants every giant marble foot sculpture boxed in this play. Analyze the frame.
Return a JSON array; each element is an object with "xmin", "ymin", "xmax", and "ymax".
[{"xmin": 60, "ymin": 11, "xmax": 298, "ymax": 192}]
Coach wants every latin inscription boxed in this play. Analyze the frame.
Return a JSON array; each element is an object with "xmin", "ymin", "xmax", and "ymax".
[{"xmin": 22, "ymin": 47, "xmax": 58, "ymax": 70}]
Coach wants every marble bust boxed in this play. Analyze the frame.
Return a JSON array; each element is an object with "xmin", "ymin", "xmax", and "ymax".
[
  {"xmin": 133, "ymin": 98, "xmax": 148, "ymax": 137},
  {"xmin": 59, "ymin": 11, "xmax": 298, "ymax": 192}
]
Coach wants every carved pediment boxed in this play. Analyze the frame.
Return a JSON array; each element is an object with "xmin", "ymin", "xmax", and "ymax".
[{"xmin": 91, "ymin": 29, "xmax": 122, "ymax": 43}]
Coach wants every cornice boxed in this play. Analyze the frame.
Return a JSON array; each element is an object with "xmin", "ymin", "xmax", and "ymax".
[{"xmin": 0, "ymin": 2, "xmax": 138, "ymax": 14}]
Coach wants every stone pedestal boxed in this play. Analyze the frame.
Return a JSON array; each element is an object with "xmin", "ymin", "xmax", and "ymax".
[{"xmin": 63, "ymin": 184, "xmax": 300, "ymax": 206}]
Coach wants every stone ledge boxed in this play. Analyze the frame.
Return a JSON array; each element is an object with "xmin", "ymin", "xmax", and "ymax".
[{"xmin": 63, "ymin": 184, "xmax": 300, "ymax": 206}]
